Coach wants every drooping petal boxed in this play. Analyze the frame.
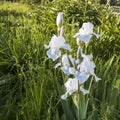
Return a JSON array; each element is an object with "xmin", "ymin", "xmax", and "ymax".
[
  {"xmin": 74, "ymin": 32, "xmax": 80, "ymax": 38},
  {"xmin": 61, "ymin": 66, "xmax": 69, "ymax": 75},
  {"xmin": 69, "ymin": 67, "xmax": 76, "ymax": 75},
  {"xmin": 80, "ymin": 86, "xmax": 89, "ymax": 95},
  {"xmin": 44, "ymin": 44, "xmax": 49, "ymax": 49},
  {"xmin": 94, "ymin": 74, "xmax": 101, "ymax": 82},
  {"xmin": 93, "ymin": 32, "xmax": 100, "ymax": 38},
  {"xmin": 77, "ymin": 34, "xmax": 92, "ymax": 42},
  {"xmin": 63, "ymin": 44, "xmax": 72, "ymax": 52},
  {"xmin": 54, "ymin": 63, "xmax": 61, "ymax": 69},
  {"xmin": 75, "ymin": 71, "xmax": 89, "ymax": 84},
  {"xmin": 61, "ymin": 93, "xmax": 68, "ymax": 100},
  {"xmin": 47, "ymin": 49, "xmax": 61, "ymax": 61}
]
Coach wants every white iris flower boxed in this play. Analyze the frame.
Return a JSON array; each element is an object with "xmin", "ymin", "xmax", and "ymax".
[
  {"xmin": 80, "ymin": 54, "xmax": 101, "ymax": 81},
  {"xmin": 74, "ymin": 22, "xmax": 100, "ymax": 44},
  {"xmin": 61, "ymin": 78, "xmax": 90, "ymax": 100},
  {"xmin": 61, "ymin": 78, "xmax": 78, "ymax": 100},
  {"xmin": 45, "ymin": 35, "xmax": 72, "ymax": 61}
]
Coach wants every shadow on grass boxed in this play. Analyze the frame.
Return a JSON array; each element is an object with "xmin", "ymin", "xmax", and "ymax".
[{"xmin": 0, "ymin": 9, "xmax": 27, "ymax": 17}]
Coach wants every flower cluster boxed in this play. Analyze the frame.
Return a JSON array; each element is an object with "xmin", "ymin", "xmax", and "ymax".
[{"xmin": 45, "ymin": 12, "xmax": 101, "ymax": 100}]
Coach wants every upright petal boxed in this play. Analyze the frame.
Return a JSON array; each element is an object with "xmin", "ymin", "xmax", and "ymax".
[
  {"xmin": 62, "ymin": 54, "xmax": 70, "ymax": 66},
  {"xmin": 49, "ymin": 35, "xmax": 65, "ymax": 49},
  {"xmin": 81, "ymin": 22, "xmax": 94, "ymax": 34}
]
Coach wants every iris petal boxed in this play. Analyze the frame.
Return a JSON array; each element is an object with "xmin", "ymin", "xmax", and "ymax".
[{"xmin": 47, "ymin": 49, "xmax": 61, "ymax": 61}]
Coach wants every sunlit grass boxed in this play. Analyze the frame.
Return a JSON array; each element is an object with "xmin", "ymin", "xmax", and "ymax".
[{"xmin": 0, "ymin": 2, "xmax": 31, "ymax": 13}]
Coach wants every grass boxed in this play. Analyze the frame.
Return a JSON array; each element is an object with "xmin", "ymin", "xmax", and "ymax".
[{"xmin": 0, "ymin": 1, "xmax": 120, "ymax": 120}]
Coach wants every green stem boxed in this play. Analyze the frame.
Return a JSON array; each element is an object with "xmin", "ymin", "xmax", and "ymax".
[
  {"xmin": 78, "ymin": 87, "xmax": 87, "ymax": 120},
  {"xmin": 78, "ymin": 86, "xmax": 80, "ymax": 120}
]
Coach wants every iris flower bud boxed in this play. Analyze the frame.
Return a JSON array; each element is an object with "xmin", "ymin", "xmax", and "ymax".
[
  {"xmin": 56, "ymin": 12, "xmax": 63, "ymax": 36},
  {"xmin": 56, "ymin": 12, "xmax": 63, "ymax": 29}
]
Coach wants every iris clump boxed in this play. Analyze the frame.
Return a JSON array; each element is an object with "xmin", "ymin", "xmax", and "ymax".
[
  {"xmin": 45, "ymin": 12, "xmax": 101, "ymax": 98},
  {"xmin": 45, "ymin": 12, "xmax": 101, "ymax": 119}
]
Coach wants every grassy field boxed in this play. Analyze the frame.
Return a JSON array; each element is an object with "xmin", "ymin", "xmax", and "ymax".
[{"xmin": 0, "ymin": 1, "xmax": 120, "ymax": 120}]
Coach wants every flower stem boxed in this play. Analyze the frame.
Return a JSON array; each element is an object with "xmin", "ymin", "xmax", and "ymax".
[
  {"xmin": 78, "ymin": 87, "xmax": 87, "ymax": 120},
  {"xmin": 78, "ymin": 83, "xmax": 80, "ymax": 120}
]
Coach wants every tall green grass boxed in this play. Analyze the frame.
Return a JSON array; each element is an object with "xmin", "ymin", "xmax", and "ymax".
[{"xmin": 0, "ymin": 1, "xmax": 119, "ymax": 120}]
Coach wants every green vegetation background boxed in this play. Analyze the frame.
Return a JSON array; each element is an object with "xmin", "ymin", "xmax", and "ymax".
[{"xmin": 0, "ymin": 0, "xmax": 120, "ymax": 120}]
